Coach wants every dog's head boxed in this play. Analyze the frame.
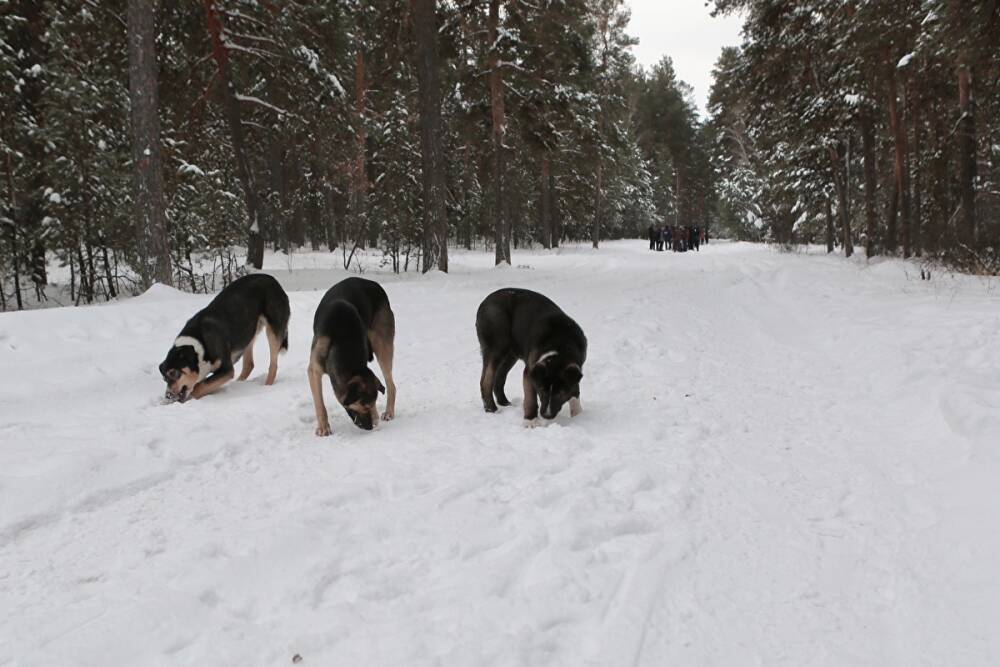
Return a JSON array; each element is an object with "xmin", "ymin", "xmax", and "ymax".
[
  {"xmin": 529, "ymin": 354, "xmax": 583, "ymax": 420},
  {"xmin": 337, "ymin": 369, "xmax": 385, "ymax": 430},
  {"xmin": 159, "ymin": 345, "xmax": 201, "ymax": 403}
]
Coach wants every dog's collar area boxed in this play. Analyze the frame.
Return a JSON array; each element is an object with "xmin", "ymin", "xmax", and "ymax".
[
  {"xmin": 173, "ymin": 336, "xmax": 213, "ymax": 381},
  {"xmin": 536, "ymin": 350, "xmax": 559, "ymax": 365}
]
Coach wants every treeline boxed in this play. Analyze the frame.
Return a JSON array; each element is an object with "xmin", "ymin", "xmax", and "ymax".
[
  {"xmin": 0, "ymin": 0, "xmax": 711, "ymax": 310},
  {"xmin": 707, "ymin": 0, "xmax": 1000, "ymax": 271}
]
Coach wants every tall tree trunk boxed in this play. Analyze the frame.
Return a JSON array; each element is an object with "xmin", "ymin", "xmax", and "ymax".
[
  {"xmin": 930, "ymin": 110, "xmax": 949, "ymax": 253},
  {"xmin": 827, "ymin": 143, "xmax": 853, "ymax": 257},
  {"xmin": 825, "ymin": 197, "xmax": 835, "ymax": 253},
  {"xmin": 675, "ymin": 171, "xmax": 682, "ymax": 228},
  {"xmin": 462, "ymin": 139, "xmax": 473, "ymax": 250},
  {"xmin": 411, "ymin": 0, "xmax": 448, "ymax": 273},
  {"xmin": 859, "ymin": 111, "xmax": 878, "ymax": 258},
  {"xmin": 910, "ymin": 78, "xmax": 923, "ymax": 257},
  {"xmin": 592, "ymin": 159, "xmax": 603, "ymax": 249},
  {"xmin": 886, "ymin": 52, "xmax": 911, "ymax": 257},
  {"xmin": 22, "ymin": 1, "xmax": 47, "ymax": 292},
  {"xmin": 956, "ymin": 64, "xmax": 976, "ymax": 247},
  {"xmin": 549, "ymin": 162, "xmax": 559, "ymax": 248},
  {"xmin": 83, "ymin": 143, "xmax": 117, "ymax": 298},
  {"xmin": 4, "ymin": 122, "xmax": 22, "ymax": 310},
  {"xmin": 76, "ymin": 243, "xmax": 89, "ymax": 304},
  {"xmin": 948, "ymin": 0, "xmax": 978, "ymax": 248},
  {"xmin": 203, "ymin": 0, "xmax": 264, "ymax": 269},
  {"xmin": 127, "ymin": 0, "xmax": 172, "ymax": 288},
  {"xmin": 267, "ymin": 135, "xmax": 285, "ymax": 251},
  {"xmin": 540, "ymin": 157, "xmax": 551, "ymax": 249},
  {"xmin": 488, "ymin": 0, "xmax": 509, "ymax": 265},
  {"xmin": 352, "ymin": 50, "xmax": 368, "ymax": 251}
]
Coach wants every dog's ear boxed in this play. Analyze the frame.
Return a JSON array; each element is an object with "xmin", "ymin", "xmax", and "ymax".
[
  {"xmin": 563, "ymin": 364, "xmax": 583, "ymax": 384},
  {"xmin": 158, "ymin": 361, "xmax": 168, "ymax": 377},
  {"xmin": 344, "ymin": 376, "xmax": 364, "ymax": 404}
]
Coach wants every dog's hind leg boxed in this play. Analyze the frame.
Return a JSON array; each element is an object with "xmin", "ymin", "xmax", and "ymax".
[
  {"xmin": 238, "ymin": 319, "xmax": 262, "ymax": 382},
  {"xmin": 492, "ymin": 352, "xmax": 516, "ymax": 406},
  {"xmin": 237, "ymin": 341, "xmax": 255, "ymax": 381},
  {"xmin": 480, "ymin": 355, "xmax": 499, "ymax": 413},
  {"xmin": 369, "ymin": 306, "xmax": 397, "ymax": 421},
  {"xmin": 264, "ymin": 323, "xmax": 282, "ymax": 385}
]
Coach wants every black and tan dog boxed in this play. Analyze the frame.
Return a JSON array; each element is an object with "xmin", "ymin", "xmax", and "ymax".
[
  {"xmin": 476, "ymin": 288, "xmax": 586, "ymax": 423},
  {"xmin": 309, "ymin": 277, "xmax": 397, "ymax": 436},
  {"xmin": 159, "ymin": 274, "xmax": 290, "ymax": 402}
]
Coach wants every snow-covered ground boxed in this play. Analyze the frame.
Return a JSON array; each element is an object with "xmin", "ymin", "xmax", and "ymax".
[{"xmin": 2, "ymin": 241, "xmax": 999, "ymax": 666}]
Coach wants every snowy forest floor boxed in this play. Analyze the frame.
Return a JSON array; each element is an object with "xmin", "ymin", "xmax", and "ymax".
[{"xmin": 2, "ymin": 241, "xmax": 999, "ymax": 665}]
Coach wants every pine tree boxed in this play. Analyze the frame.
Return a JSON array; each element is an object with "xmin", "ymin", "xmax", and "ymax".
[{"xmin": 127, "ymin": 0, "xmax": 172, "ymax": 287}]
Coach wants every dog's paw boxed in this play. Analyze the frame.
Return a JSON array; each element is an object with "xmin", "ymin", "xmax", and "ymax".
[
  {"xmin": 381, "ymin": 410, "xmax": 394, "ymax": 421},
  {"xmin": 522, "ymin": 418, "xmax": 542, "ymax": 429},
  {"xmin": 484, "ymin": 405, "xmax": 498, "ymax": 414},
  {"xmin": 315, "ymin": 423, "xmax": 332, "ymax": 437}
]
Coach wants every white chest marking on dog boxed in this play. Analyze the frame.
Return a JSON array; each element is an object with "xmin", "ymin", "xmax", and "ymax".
[
  {"xmin": 536, "ymin": 350, "xmax": 558, "ymax": 365},
  {"xmin": 174, "ymin": 335, "xmax": 213, "ymax": 380}
]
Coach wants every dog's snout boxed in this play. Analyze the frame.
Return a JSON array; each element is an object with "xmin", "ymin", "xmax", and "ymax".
[{"xmin": 348, "ymin": 409, "xmax": 374, "ymax": 430}]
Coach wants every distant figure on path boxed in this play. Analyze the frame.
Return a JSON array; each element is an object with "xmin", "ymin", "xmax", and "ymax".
[
  {"xmin": 691, "ymin": 226, "xmax": 700, "ymax": 252},
  {"xmin": 648, "ymin": 224, "xmax": 657, "ymax": 250}
]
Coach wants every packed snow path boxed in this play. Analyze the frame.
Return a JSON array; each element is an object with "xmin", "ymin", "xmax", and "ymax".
[{"xmin": 2, "ymin": 242, "xmax": 999, "ymax": 665}]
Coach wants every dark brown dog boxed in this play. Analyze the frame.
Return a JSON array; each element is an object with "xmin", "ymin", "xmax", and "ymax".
[
  {"xmin": 476, "ymin": 288, "xmax": 586, "ymax": 424},
  {"xmin": 309, "ymin": 278, "xmax": 397, "ymax": 436}
]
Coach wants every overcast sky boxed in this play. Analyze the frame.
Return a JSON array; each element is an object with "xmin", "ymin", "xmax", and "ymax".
[{"xmin": 626, "ymin": 1, "xmax": 744, "ymax": 118}]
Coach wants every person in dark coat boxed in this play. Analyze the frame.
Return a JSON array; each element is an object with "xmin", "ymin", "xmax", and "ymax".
[
  {"xmin": 648, "ymin": 224, "xmax": 657, "ymax": 250},
  {"xmin": 691, "ymin": 226, "xmax": 700, "ymax": 251}
]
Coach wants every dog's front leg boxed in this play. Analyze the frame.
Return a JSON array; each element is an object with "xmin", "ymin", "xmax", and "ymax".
[
  {"xmin": 570, "ymin": 396, "xmax": 583, "ymax": 417},
  {"xmin": 309, "ymin": 367, "xmax": 331, "ymax": 437},
  {"xmin": 191, "ymin": 366, "xmax": 235, "ymax": 400},
  {"xmin": 522, "ymin": 368, "xmax": 539, "ymax": 421}
]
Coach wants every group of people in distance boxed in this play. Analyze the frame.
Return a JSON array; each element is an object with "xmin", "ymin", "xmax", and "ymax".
[{"xmin": 647, "ymin": 224, "xmax": 706, "ymax": 253}]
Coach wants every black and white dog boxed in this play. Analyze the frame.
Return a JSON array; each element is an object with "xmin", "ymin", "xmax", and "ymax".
[
  {"xmin": 159, "ymin": 274, "xmax": 290, "ymax": 402},
  {"xmin": 309, "ymin": 277, "xmax": 397, "ymax": 436},
  {"xmin": 476, "ymin": 288, "xmax": 586, "ymax": 424}
]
